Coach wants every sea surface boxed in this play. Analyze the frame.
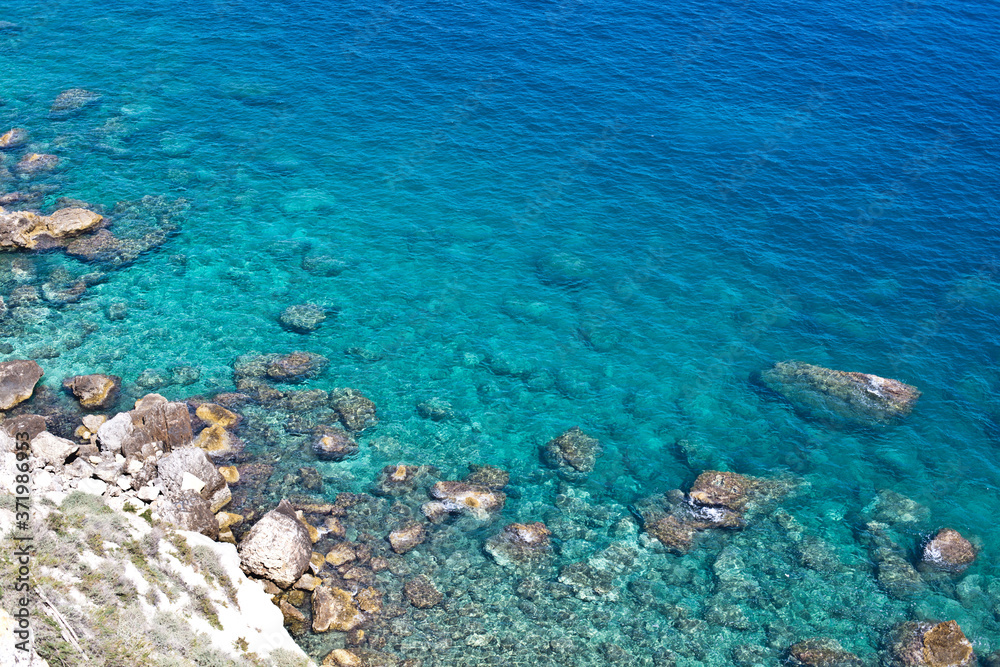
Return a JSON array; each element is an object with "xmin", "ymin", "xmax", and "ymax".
[{"xmin": 2, "ymin": 0, "xmax": 999, "ymax": 664}]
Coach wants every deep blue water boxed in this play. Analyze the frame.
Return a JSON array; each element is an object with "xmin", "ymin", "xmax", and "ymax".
[{"xmin": 2, "ymin": 0, "xmax": 1000, "ymax": 663}]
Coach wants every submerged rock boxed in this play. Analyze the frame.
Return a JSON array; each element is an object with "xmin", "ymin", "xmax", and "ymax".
[
  {"xmin": 760, "ymin": 361, "xmax": 920, "ymax": 425},
  {"xmin": 426, "ymin": 481, "xmax": 505, "ymax": 521},
  {"xmin": 921, "ymin": 528, "xmax": 976, "ymax": 574},
  {"xmin": 312, "ymin": 585, "xmax": 364, "ymax": 632},
  {"xmin": 50, "ymin": 88, "xmax": 102, "ymax": 114},
  {"xmin": 374, "ymin": 464, "xmax": 428, "ymax": 495},
  {"xmin": 863, "ymin": 489, "xmax": 930, "ymax": 525},
  {"xmin": 14, "ymin": 153, "xmax": 59, "ymax": 174},
  {"xmin": 464, "ymin": 464, "xmax": 509, "ymax": 489},
  {"xmin": 330, "ymin": 388, "xmax": 378, "ymax": 432},
  {"xmin": 238, "ymin": 499, "xmax": 313, "ymax": 588},
  {"xmin": 403, "ymin": 574, "xmax": 442, "ymax": 609},
  {"xmin": 888, "ymin": 620, "xmax": 976, "ymax": 667},
  {"xmin": 312, "ymin": 426, "xmax": 359, "ymax": 461},
  {"xmin": 543, "ymin": 426, "xmax": 601, "ymax": 479},
  {"xmin": 485, "ymin": 522, "xmax": 553, "ymax": 568},
  {"xmin": 0, "ymin": 127, "xmax": 28, "ymax": 149},
  {"xmin": 62, "ymin": 373, "xmax": 121, "ymax": 409},
  {"xmin": 264, "ymin": 351, "xmax": 328, "ymax": 382},
  {"xmin": 0, "ymin": 359, "xmax": 44, "ymax": 410},
  {"xmin": 280, "ymin": 303, "xmax": 326, "ymax": 333},
  {"xmin": 388, "ymin": 522, "xmax": 427, "ymax": 554},
  {"xmin": 786, "ymin": 638, "xmax": 864, "ymax": 666},
  {"xmin": 416, "ymin": 397, "xmax": 454, "ymax": 421}
]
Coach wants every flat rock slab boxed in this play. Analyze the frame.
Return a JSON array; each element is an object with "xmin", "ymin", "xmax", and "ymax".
[
  {"xmin": 62, "ymin": 373, "xmax": 121, "ymax": 409},
  {"xmin": 0, "ymin": 360, "xmax": 44, "ymax": 410}
]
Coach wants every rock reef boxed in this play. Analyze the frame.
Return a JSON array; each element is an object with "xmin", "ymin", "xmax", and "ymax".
[{"xmin": 760, "ymin": 361, "xmax": 920, "ymax": 424}]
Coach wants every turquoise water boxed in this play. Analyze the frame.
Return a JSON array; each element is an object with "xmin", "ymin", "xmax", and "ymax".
[{"xmin": 2, "ymin": 0, "xmax": 1000, "ymax": 663}]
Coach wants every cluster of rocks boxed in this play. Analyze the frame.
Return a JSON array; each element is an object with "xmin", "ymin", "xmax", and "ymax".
[
  {"xmin": 0, "ymin": 206, "xmax": 104, "ymax": 250},
  {"xmin": 782, "ymin": 621, "xmax": 979, "ymax": 667},
  {"xmin": 759, "ymin": 361, "xmax": 921, "ymax": 425},
  {"xmin": 0, "ymin": 359, "xmax": 250, "ymax": 539},
  {"xmin": 638, "ymin": 470, "xmax": 791, "ymax": 553},
  {"xmin": 859, "ymin": 492, "xmax": 979, "ymax": 601},
  {"xmin": 3, "ymin": 92, "xmax": 186, "ymax": 271}
]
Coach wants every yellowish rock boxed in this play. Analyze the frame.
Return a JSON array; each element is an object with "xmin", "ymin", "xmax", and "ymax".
[
  {"xmin": 193, "ymin": 424, "xmax": 236, "ymax": 454},
  {"xmin": 293, "ymin": 573, "xmax": 322, "ymax": 591},
  {"xmin": 196, "ymin": 402, "xmax": 240, "ymax": 428},
  {"xmin": 312, "ymin": 586, "xmax": 363, "ymax": 633},
  {"xmin": 323, "ymin": 649, "xmax": 363, "ymax": 667},
  {"xmin": 0, "ymin": 128, "xmax": 28, "ymax": 149},
  {"xmin": 218, "ymin": 531, "xmax": 236, "ymax": 545},
  {"xmin": 325, "ymin": 516, "xmax": 345, "ymax": 538},
  {"xmin": 219, "ymin": 465, "xmax": 240, "ymax": 484},
  {"xmin": 285, "ymin": 589, "xmax": 306, "ymax": 607},
  {"xmin": 304, "ymin": 520, "xmax": 319, "ymax": 544},
  {"xmin": 15, "ymin": 153, "xmax": 59, "ymax": 174},
  {"xmin": 216, "ymin": 511, "xmax": 244, "ymax": 532},
  {"xmin": 325, "ymin": 543, "xmax": 355, "ymax": 567},
  {"xmin": 309, "ymin": 552, "xmax": 326, "ymax": 574}
]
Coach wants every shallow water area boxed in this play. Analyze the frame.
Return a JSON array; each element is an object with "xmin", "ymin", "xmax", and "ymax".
[{"xmin": 2, "ymin": 0, "xmax": 1000, "ymax": 664}]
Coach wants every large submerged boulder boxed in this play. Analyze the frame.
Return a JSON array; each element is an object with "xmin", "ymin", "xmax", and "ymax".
[
  {"xmin": 888, "ymin": 620, "xmax": 976, "ymax": 667},
  {"xmin": 485, "ymin": 522, "xmax": 553, "ymax": 569},
  {"xmin": 921, "ymin": 528, "xmax": 977, "ymax": 574},
  {"xmin": 543, "ymin": 426, "xmax": 601, "ymax": 479},
  {"xmin": 330, "ymin": 388, "xmax": 378, "ymax": 432},
  {"xmin": 238, "ymin": 499, "xmax": 312, "ymax": 588},
  {"xmin": 50, "ymin": 88, "xmax": 102, "ymax": 115},
  {"xmin": 759, "ymin": 361, "xmax": 919, "ymax": 425},
  {"xmin": 312, "ymin": 426, "xmax": 359, "ymax": 461},
  {"xmin": 0, "ymin": 127, "xmax": 28, "ymax": 149}
]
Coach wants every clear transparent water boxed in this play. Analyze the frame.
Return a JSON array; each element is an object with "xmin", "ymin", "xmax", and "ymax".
[{"xmin": 2, "ymin": 0, "xmax": 999, "ymax": 663}]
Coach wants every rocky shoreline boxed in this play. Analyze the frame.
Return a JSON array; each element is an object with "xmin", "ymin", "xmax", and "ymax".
[{"xmin": 0, "ymin": 350, "xmax": 994, "ymax": 666}]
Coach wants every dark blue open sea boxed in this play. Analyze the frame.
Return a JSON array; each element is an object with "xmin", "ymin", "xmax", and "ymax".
[{"xmin": 2, "ymin": 0, "xmax": 999, "ymax": 664}]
